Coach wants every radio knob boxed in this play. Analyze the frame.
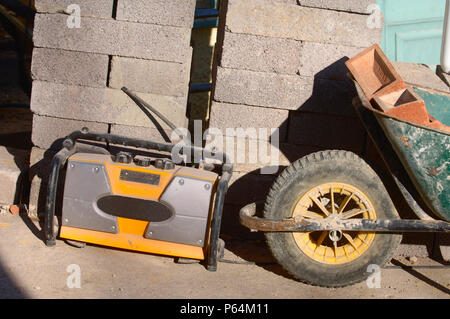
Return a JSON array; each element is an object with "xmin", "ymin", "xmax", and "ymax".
[
  {"xmin": 163, "ymin": 159, "xmax": 175, "ymax": 170},
  {"xmin": 154, "ymin": 159, "xmax": 164, "ymax": 169},
  {"xmin": 135, "ymin": 157, "xmax": 151, "ymax": 167},
  {"xmin": 115, "ymin": 152, "xmax": 133, "ymax": 164}
]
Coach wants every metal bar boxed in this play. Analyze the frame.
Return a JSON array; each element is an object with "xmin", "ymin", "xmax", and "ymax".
[
  {"xmin": 66, "ymin": 130, "xmax": 174, "ymax": 154},
  {"xmin": 239, "ymin": 202, "xmax": 450, "ymax": 233},
  {"xmin": 64, "ymin": 129, "xmax": 232, "ymax": 165},
  {"xmin": 189, "ymin": 83, "xmax": 212, "ymax": 93},
  {"xmin": 193, "ymin": 1, "xmax": 219, "ymax": 28},
  {"xmin": 193, "ymin": 18, "xmax": 218, "ymax": 29},
  {"xmin": 392, "ymin": 175, "xmax": 434, "ymax": 221},
  {"xmin": 206, "ymin": 170, "xmax": 232, "ymax": 271},
  {"xmin": 44, "ymin": 148, "xmax": 73, "ymax": 246},
  {"xmin": 194, "ymin": 8, "xmax": 219, "ymax": 19}
]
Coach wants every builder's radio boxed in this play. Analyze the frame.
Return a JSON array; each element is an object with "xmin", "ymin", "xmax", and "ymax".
[{"xmin": 44, "ymin": 88, "xmax": 232, "ymax": 271}]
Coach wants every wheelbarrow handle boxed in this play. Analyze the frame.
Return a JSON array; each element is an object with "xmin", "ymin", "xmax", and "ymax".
[{"xmin": 239, "ymin": 202, "xmax": 450, "ymax": 233}]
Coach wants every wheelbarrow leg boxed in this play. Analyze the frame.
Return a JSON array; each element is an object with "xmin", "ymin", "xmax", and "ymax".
[{"xmin": 437, "ymin": 233, "xmax": 450, "ymax": 262}]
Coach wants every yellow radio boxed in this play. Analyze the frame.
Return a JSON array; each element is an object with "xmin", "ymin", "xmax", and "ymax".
[{"xmin": 44, "ymin": 88, "xmax": 232, "ymax": 271}]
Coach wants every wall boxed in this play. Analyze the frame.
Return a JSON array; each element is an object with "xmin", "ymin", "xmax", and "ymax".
[
  {"xmin": 208, "ymin": 0, "xmax": 382, "ymax": 232},
  {"xmin": 28, "ymin": 0, "xmax": 196, "ymax": 217}
]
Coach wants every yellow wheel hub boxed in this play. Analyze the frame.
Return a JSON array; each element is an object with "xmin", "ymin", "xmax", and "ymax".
[{"xmin": 292, "ymin": 183, "xmax": 376, "ymax": 265}]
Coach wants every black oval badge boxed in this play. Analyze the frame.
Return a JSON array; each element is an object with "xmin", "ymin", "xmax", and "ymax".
[{"xmin": 97, "ymin": 195, "xmax": 173, "ymax": 222}]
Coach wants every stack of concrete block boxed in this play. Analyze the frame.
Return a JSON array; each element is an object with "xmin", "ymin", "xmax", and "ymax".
[
  {"xmin": 28, "ymin": 0, "xmax": 196, "ymax": 218},
  {"xmin": 209, "ymin": 0, "xmax": 382, "ymax": 209}
]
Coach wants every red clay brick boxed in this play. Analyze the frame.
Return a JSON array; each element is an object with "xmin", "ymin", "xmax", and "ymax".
[
  {"xmin": 373, "ymin": 87, "xmax": 429, "ymax": 126},
  {"xmin": 346, "ymin": 44, "xmax": 406, "ymax": 100},
  {"xmin": 9, "ymin": 205, "xmax": 20, "ymax": 215}
]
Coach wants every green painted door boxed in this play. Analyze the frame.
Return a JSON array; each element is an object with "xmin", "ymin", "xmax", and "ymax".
[{"xmin": 378, "ymin": 0, "xmax": 446, "ymax": 65}]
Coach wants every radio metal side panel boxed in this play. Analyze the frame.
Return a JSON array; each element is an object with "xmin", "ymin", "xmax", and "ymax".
[
  {"xmin": 60, "ymin": 153, "xmax": 219, "ymax": 259},
  {"xmin": 62, "ymin": 161, "xmax": 118, "ymax": 233},
  {"xmin": 147, "ymin": 175, "xmax": 215, "ymax": 247}
]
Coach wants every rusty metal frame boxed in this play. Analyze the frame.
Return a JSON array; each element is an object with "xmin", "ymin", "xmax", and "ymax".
[{"xmin": 239, "ymin": 202, "xmax": 450, "ymax": 233}]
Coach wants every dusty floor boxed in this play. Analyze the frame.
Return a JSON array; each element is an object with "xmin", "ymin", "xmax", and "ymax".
[{"xmin": 0, "ymin": 211, "xmax": 448, "ymax": 299}]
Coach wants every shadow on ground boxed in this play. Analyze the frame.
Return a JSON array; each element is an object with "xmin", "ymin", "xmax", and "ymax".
[{"xmin": 0, "ymin": 259, "xmax": 28, "ymax": 298}]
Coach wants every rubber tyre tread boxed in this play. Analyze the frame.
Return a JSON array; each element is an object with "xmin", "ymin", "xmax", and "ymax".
[{"xmin": 264, "ymin": 150, "xmax": 402, "ymax": 287}]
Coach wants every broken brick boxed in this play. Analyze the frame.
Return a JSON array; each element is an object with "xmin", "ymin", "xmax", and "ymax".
[{"xmin": 346, "ymin": 44, "xmax": 406, "ymax": 100}]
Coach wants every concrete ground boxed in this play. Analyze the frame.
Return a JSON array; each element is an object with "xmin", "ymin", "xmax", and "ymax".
[{"xmin": 0, "ymin": 211, "xmax": 448, "ymax": 299}]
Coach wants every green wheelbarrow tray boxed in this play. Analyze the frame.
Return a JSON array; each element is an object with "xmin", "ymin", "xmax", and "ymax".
[{"xmin": 352, "ymin": 80, "xmax": 450, "ymax": 222}]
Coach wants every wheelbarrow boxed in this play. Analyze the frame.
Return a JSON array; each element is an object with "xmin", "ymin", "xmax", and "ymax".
[{"xmin": 239, "ymin": 45, "xmax": 450, "ymax": 287}]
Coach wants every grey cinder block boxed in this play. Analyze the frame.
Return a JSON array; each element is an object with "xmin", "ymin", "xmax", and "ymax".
[
  {"xmin": 219, "ymin": 32, "xmax": 364, "ymax": 80},
  {"xmin": 298, "ymin": 41, "xmax": 364, "ymax": 79},
  {"xmin": 33, "ymin": 14, "xmax": 191, "ymax": 63},
  {"xmin": 249, "ymin": 0, "xmax": 299, "ymax": 5},
  {"xmin": 34, "ymin": 0, "xmax": 114, "ymax": 18},
  {"xmin": 224, "ymin": 0, "xmax": 382, "ymax": 48},
  {"xmin": 109, "ymin": 56, "xmax": 190, "ymax": 97},
  {"xmin": 30, "ymin": 81, "xmax": 188, "ymax": 130},
  {"xmin": 209, "ymin": 101, "xmax": 289, "ymax": 141},
  {"xmin": 213, "ymin": 67, "xmax": 313, "ymax": 110},
  {"xmin": 116, "ymin": 0, "xmax": 196, "ymax": 28},
  {"xmin": 288, "ymin": 111, "xmax": 365, "ymax": 152},
  {"xmin": 392, "ymin": 62, "xmax": 450, "ymax": 93},
  {"xmin": 31, "ymin": 48, "xmax": 109, "ymax": 87},
  {"xmin": 219, "ymin": 32, "xmax": 304, "ymax": 75},
  {"xmin": 297, "ymin": 77, "xmax": 359, "ymax": 117},
  {"xmin": 298, "ymin": 0, "xmax": 377, "ymax": 14},
  {"xmin": 110, "ymin": 124, "xmax": 173, "ymax": 144},
  {"xmin": 205, "ymin": 135, "xmax": 291, "ymax": 174},
  {"xmin": 31, "ymin": 115, "xmax": 109, "ymax": 150},
  {"xmin": 213, "ymin": 70, "xmax": 358, "ymax": 117}
]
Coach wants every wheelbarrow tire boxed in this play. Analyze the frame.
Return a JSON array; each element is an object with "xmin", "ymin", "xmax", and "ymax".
[{"xmin": 264, "ymin": 150, "xmax": 402, "ymax": 288}]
